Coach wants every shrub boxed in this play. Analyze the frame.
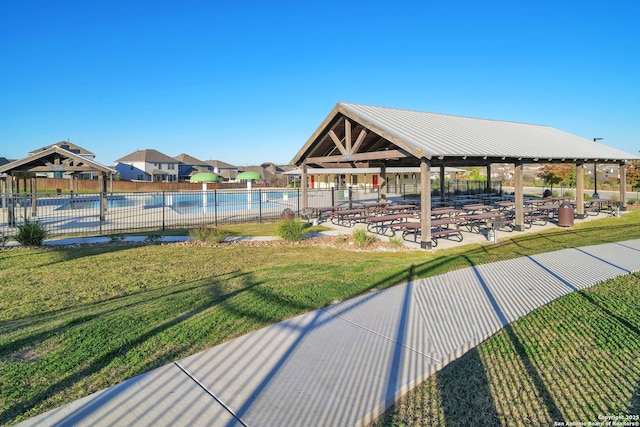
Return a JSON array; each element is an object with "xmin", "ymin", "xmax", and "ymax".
[
  {"xmin": 388, "ymin": 236, "xmax": 404, "ymax": 248},
  {"xmin": 352, "ymin": 227, "xmax": 377, "ymax": 248},
  {"xmin": 189, "ymin": 226, "xmax": 228, "ymax": 243},
  {"xmin": 0, "ymin": 230, "xmax": 8, "ymax": 248},
  {"xmin": 15, "ymin": 218, "xmax": 48, "ymax": 246},
  {"xmin": 145, "ymin": 233, "xmax": 162, "ymax": 243},
  {"xmin": 277, "ymin": 219, "xmax": 307, "ymax": 241},
  {"xmin": 563, "ymin": 190, "xmax": 574, "ymax": 198},
  {"xmin": 627, "ymin": 198, "xmax": 639, "ymax": 205}
]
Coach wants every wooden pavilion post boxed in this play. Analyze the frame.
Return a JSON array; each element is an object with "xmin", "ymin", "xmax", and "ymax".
[
  {"xmin": 514, "ymin": 161, "xmax": 524, "ymax": 231},
  {"xmin": 486, "ymin": 164, "xmax": 492, "ymax": 193},
  {"xmin": 576, "ymin": 162, "xmax": 585, "ymax": 218},
  {"xmin": 98, "ymin": 172, "xmax": 107, "ymax": 221},
  {"xmin": 69, "ymin": 173, "xmax": 75, "ymax": 195},
  {"xmin": 420, "ymin": 158, "xmax": 432, "ymax": 249},
  {"xmin": 379, "ymin": 164, "xmax": 387, "ymax": 203},
  {"xmin": 619, "ymin": 162, "xmax": 627, "ymax": 211},
  {"xmin": 30, "ymin": 176, "xmax": 37, "ymax": 217},
  {"xmin": 6, "ymin": 175, "xmax": 15, "ymax": 226},
  {"xmin": 301, "ymin": 162, "xmax": 308, "ymax": 209}
]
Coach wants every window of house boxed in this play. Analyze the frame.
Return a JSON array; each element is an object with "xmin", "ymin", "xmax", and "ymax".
[{"xmin": 168, "ymin": 163, "xmax": 175, "ymax": 170}]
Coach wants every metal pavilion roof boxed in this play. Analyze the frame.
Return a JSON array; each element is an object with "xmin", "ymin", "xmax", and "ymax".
[{"xmin": 292, "ymin": 103, "xmax": 638, "ymax": 167}]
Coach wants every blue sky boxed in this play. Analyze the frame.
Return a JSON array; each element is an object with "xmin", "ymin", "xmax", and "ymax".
[{"xmin": 1, "ymin": 0, "xmax": 639, "ymax": 167}]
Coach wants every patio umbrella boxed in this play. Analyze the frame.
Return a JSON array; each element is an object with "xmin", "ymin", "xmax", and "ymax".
[{"xmin": 190, "ymin": 172, "xmax": 219, "ymax": 208}]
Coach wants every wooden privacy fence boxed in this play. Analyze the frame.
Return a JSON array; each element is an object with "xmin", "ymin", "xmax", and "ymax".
[{"xmin": 29, "ymin": 178, "xmax": 270, "ymax": 192}]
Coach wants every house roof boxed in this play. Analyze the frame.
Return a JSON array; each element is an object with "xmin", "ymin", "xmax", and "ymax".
[
  {"xmin": 116, "ymin": 149, "xmax": 178, "ymax": 164},
  {"xmin": 0, "ymin": 145, "xmax": 116, "ymax": 175},
  {"xmin": 206, "ymin": 159, "xmax": 236, "ymax": 169},
  {"xmin": 292, "ymin": 103, "xmax": 638, "ymax": 168},
  {"xmin": 174, "ymin": 153, "xmax": 207, "ymax": 165},
  {"xmin": 28, "ymin": 141, "xmax": 95, "ymax": 157}
]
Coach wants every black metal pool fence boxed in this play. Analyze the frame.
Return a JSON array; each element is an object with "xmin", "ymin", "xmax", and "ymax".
[{"xmin": 0, "ymin": 181, "xmax": 500, "ymax": 237}]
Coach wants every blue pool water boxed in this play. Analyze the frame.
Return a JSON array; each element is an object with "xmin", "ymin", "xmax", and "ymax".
[
  {"xmin": 55, "ymin": 192, "xmax": 297, "ymax": 213},
  {"xmin": 157, "ymin": 192, "xmax": 295, "ymax": 214},
  {"xmin": 55, "ymin": 196, "xmax": 135, "ymax": 210}
]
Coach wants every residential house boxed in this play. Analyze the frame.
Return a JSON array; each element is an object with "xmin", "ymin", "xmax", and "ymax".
[
  {"xmin": 173, "ymin": 153, "xmax": 213, "ymax": 181},
  {"xmin": 238, "ymin": 162, "xmax": 291, "ymax": 187},
  {"xmin": 206, "ymin": 160, "xmax": 238, "ymax": 181},
  {"xmin": 115, "ymin": 149, "xmax": 179, "ymax": 182}
]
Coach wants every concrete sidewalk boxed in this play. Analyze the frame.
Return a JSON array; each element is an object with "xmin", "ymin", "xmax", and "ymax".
[{"xmin": 17, "ymin": 239, "xmax": 640, "ymax": 427}]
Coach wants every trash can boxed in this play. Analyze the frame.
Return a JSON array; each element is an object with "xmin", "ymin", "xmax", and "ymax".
[{"xmin": 557, "ymin": 202, "xmax": 574, "ymax": 227}]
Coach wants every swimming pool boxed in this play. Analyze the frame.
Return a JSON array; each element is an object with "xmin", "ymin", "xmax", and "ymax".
[
  {"xmin": 55, "ymin": 196, "xmax": 136, "ymax": 210},
  {"xmin": 53, "ymin": 191, "xmax": 298, "ymax": 214}
]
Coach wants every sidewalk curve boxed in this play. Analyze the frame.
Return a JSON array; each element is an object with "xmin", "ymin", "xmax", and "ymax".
[{"xmin": 17, "ymin": 239, "xmax": 640, "ymax": 427}]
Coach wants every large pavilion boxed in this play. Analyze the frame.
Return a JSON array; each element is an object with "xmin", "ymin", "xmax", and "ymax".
[{"xmin": 291, "ymin": 103, "xmax": 639, "ymax": 249}]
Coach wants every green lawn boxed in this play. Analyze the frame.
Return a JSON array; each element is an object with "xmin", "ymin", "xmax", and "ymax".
[
  {"xmin": 373, "ymin": 273, "xmax": 640, "ymax": 426},
  {"xmin": 1, "ymin": 211, "xmax": 639, "ymax": 425}
]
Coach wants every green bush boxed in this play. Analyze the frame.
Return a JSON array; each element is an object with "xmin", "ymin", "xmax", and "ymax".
[
  {"xmin": 388, "ymin": 236, "xmax": 404, "ymax": 248},
  {"xmin": 277, "ymin": 219, "xmax": 307, "ymax": 241},
  {"xmin": 352, "ymin": 227, "xmax": 377, "ymax": 248},
  {"xmin": 563, "ymin": 190, "xmax": 574, "ymax": 198},
  {"xmin": 145, "ymin": 233, "xmax": 162, "ymax": 243},
  {"xmin": 189, "ymin": 226, "xmax": 229, "ymax": 243},
  {"xmin": 627, "ymin": 198, "xmax": 639, "ymax": 205},
  {"xmin": 15, "ymin": 218, "xmax": 48, "ymax": 246},
  {"xmin": 0, "ymin": 230, "xmax": 8, "ymax": 248},
  {"xmin": 109, "ymin": 234, "xmax": 125, "ymax": 243}
]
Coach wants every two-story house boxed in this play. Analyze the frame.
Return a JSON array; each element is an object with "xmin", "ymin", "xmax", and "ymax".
[
  {"xmin": 115, "ymin": 149, "xmax": 179, "ymax": 182},
  {"xmin": 174, "ymin": 153, "xmax": 213, "ymax": 181},
  {"xmin": 206, "ymin": 160, "xmax": 238, "ymax": 181}
]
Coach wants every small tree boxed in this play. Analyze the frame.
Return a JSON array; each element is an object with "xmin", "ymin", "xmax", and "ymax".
[
  {"xmin": 537, "ymin": 164, "xmax": 571, "ymax": 194},
  {"xmin": 628, "ymin": 160, "xmax": 640, "ymax": 192}
]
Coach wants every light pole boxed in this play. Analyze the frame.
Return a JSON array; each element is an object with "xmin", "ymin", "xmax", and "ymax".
[{"xmin": 593, "ymin": 138, "xmax": 603, "ymax": 198}]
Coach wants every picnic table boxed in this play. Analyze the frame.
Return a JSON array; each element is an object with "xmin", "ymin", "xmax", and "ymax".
[
  {"xmin": 388, "ymin": 218, "xmax": 464, "ymax": 245},
  {"xmin": 328, "ymin": 209, "xmax": 374, "ymax": 227},
  {"xmin": 535, "ymin": 204, "xmax": 560, "ymax": 216},
  {"xmin": 430, "ymin": 207, "xmax": 461, "ymax": 218},
  {"xmin": 359, "ymin": 202, "xmax": 389, "ymax": 210},
  {"xmin": 495, "ymin": 201, "xmax": 516, "ymax": 210},
  {"xmin": 584, "ymin": 198, "xmax": 615, "ymax": 215},
  {"xmin": 365, "ymin": 213, "xmax": 414, "ymax": 235},
  {"xmin": 310, "ymin": 205, "xmax": 350, "ymax": 221},
  {"xmin": 375, "ymin": 204, "xmax": 418, "ymax": 214},
  {"xmin": 462, "ymin": 204, "xmax": 495, "ymax": 214},
  {"xmin": 460, "ymin": 211, "xmax": 504, "ymax": 232}
]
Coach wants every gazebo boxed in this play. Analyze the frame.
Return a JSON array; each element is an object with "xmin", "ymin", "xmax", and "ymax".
[
  {"xmin": 0, "ymin": 145, "xmax": 116, "ymax": 225},
  {"xmin": 291, "ymin": 103, "xmax": 639, "ymax": 249}
]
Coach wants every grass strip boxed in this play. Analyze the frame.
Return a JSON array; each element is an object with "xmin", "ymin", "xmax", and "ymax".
[
  {"xmin": 0, "ymin": 211, "xmax": 639, "ymax": 425},
  {"xmin": 373, "ymin": 273, "xmax": 640, "ymax": 426}
]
